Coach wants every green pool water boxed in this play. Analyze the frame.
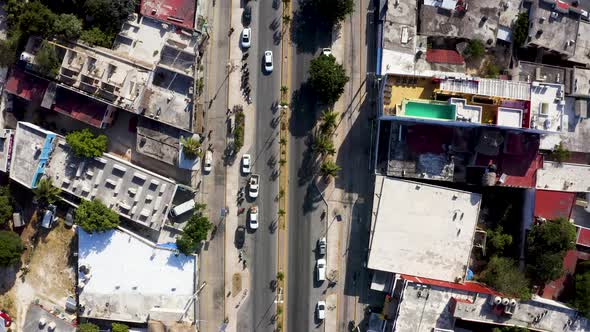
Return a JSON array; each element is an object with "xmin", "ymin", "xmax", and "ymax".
[{"xmin": 404, "ymin": 101, "xmax": 456, "ymax": 120}]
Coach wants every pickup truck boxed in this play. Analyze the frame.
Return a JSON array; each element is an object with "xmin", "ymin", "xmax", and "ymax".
[{"xmin": 249, "ymin": 174, "xmax": 260, "ymax": 198}]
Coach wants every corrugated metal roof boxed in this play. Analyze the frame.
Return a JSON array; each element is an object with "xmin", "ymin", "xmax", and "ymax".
[
  {"xmin": 440, "ymin": 78, "xmax": 531, "ymax": 100},
  {"xmin": 534, "ymin": 189, "xmax": 576, "ymax": 220},
  {"xmin": 426, "ymin": 49, "xmax": 465, "ymax": 65},
  {"xmin": 401, "ymin": 274, "xmax": 500, "ymax": 295},
  {"xmin": 578, "ymin": 227, "xmax": 590, "ymax": 247}
]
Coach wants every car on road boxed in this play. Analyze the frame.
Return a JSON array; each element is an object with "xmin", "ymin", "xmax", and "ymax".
[
  {"xmin": 64, "ymin": 207, "xmax": 74, "ymax": 227},
  {"xmin": 316, "ymin": 258, "xmax": 326, "ymax": 281},
  {"xmin": 242, "ymin": 154, "xmax": 251, "ymax": 174},
  {"xmin": 264, "ymin": 50, "xmax": 273, "ymax": 73},
  {"xmin": 235, "ymin": 225, "xmax": 246, "ymax": 248},
  {"xmin": 42, "ymin": 204, "xmax": 57, "ymax": 229},
  {"xmin": 322, "ymin": 48, "xmax": 332, "ymax": 56},
  {"xmin": 316, "ymin": 301, "xmax": 326, "ymax": 320},
  {"xmin": 249, "ymin": 206, "xmax": 259, "ymax": 230},
  {"xmin": 241, "ymin": 28, "xmax": 252, "ymax": 48},
  {"xmin": 318, "ymin": 237, "xmax": 326, "ymax": 256},
  {"xmin": 249, "ymin": 174, "xmax": 260, "ymax": 198},
  {"xmin": 204, "ymin": 150, "xmax": 213, "ymax": 172},
  {"xmin": 243, "ymin": 5, "xmax": 252, "ymax": 26}
]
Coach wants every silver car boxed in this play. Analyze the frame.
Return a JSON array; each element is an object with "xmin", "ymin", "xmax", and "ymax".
[
  {"xmin": 241, "ymin": 28, "xmax": 252, "ymax": 48},
  {"xmin": 264, "ymin": 50, "xmax": 273, "ymax": 73}
]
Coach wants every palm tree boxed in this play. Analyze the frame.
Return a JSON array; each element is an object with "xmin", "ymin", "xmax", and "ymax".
[
  {"xmin": 280, "ymin": 86, "xmax": 288, "ymax": 95},
  {"xmin": 312, "ymin": 134, "xmax": 336, "ymax": 156},
  {"xmin": 282, "ymin": 15, "xmax": 291, "ymax": 25},
  {"xmin": 320, "ymin": 160, "xmax": 341, "ymax": 179},
  {"xmin": 280, "ymin": 138, "xmax": 287, "ymax": 146},
  {"xmin": 33, "ymin": 178, "xmax": 61, "ymax": 206},
  {"xmin": 180, "ymin": 136, "xmax": 202, "ymax": 160},
  {"xmin": 278, "ymin": 209, "xmax": 286, "ymax": 217},
  {"xmin": 320, "ymin": 109, "xmax": 339, "ymax": 135}
]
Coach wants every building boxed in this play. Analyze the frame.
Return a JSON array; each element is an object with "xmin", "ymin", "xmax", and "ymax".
[
  {"xmin": 9, "ymin": 122, "xmax": 178, "ymax": 231},
  {"xmin": 368, "ymin": 176, "xmax": 481, "ymax": 290},
  {"xmin": 78, "ymin": 228, "xmax": 196, "ymax": 323},
  {"xmin": 140, "ymin": 0, "xmax": 196, "ymax": 30},
  {"xmin": 0, "ymin": 129, "xmax": 13, "ymax": 173},
  {"xmin": 536, "ymin": 161, "xmax": 590, "ymax": 192},
  {"xmin": 571, "ymin": 67, "xmax": 590, "ymax": 98}
]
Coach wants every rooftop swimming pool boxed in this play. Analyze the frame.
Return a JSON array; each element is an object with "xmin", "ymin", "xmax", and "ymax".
[{"xmin": 403, "ymin": 100, "xmax": 457, "ymax": 120}]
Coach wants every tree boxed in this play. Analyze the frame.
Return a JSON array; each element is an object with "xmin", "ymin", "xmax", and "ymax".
[
  {"xmin": 464, "ymin": 39, "xmax": 485, "ymax": 59},
  {"xmin": 493, "ymin": 327, "xmax": 530, "ymax": 332},
  {"xmin": 0, "ymin": 231, "xmax": 24, "ymax": 266},
  {"xmin": 176, "ymin": 213, "xmax": 212, "ymax": 255},
  {"xmin": 276, "ymin": 271, "xmax": 285, "ymax": 281},
  {"xmin": 33, "ymin": 178, "xmax": 61, "ymax": 206},
  {"xmin": 308, "ymin": 55, "xmax": 349, "ymax": 105},
  {"xmin": 65, "ymin": 129, "xmax": 108, "ymax": 158},
  {"xmin": 180, "ymin": 136, "xmax": 202, "ymax": 160},
  {"xmin": 78, "ymin": 323, "xmax": 99, "ymax": 332},
  {"xmin": 480, "ymin": 256, "xmax": 530, "ymax": 299},
  {"xmin": 551, "ymin": 143, "xmax": 570, "ymax": 163},
  {"xmin": 80, "ymin": 27, "xmax": 114, "ymax": 48},
  {"xmin": 0, "ymin": 37, "xmax": 18, "ymax": 67},
  {"xmin": 314, "ymin": 0, "xmax": 354, "ymax": 27},
  {"xmin": 111, "ymin": 322, "xmax": 129, "ymax": 332},
  {"xmin": 486, "ymin": 226, "xmax": 512, "ymax": 257},
  {"xmin": 320, "ymin": 109, "xmax": 339, "ymax": 135},
  {"xmin": 320, "ymin": 159, "xmax": 341, "ymax": 179},
  {"xmin": 83, "ymin": 0, "xmax": 136, "ymax": 34},
  {"xmin": 312, "ymin": 134, "xmax": 336, "ymax": 156},
  {"xmin": 0, "ymin": 186, "xmax": 13, "ymax": 227},
  {"xmin": 513, "ymin": 13, "xmax": 529, "ymax": 47},
  {"xmin": 16, "ymin": 2, "xmax": 56, "ymax": 38},
  {"xmin": 573, "ymin": 271, "xmax": 590, "ymax": 318},
  {"xmin": 53, "ymin": 13, "xmax": 82, "ymax": 40},
  {"xmin": 75, "ymin": 199, "xmax": 120, "ymax": 233},
  {"xmin": 528, "ymin": 252, "xmax": 566, "ymax": 284},
  {"xmin": 35, "ymin": 41, "xmax": 61, "ymax": 78},
  {"xmin": 485, "ymin": 63, "xmax": 500, "ymax": 78}
]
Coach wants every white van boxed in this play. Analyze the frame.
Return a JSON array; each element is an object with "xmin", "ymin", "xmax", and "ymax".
[{"xmin": 170, "ymin": 199, "xmax": 195, "ymax": 217}]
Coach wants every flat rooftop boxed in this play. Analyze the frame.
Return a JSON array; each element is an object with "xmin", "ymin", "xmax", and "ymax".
[
  {"xmin": 419, "ymin": 0, "xmax": 502, "ymax": 46},
  {"xmin": 529, "ymin": 82, "xmax": 567, "ymax": 132},
  {"xmin": 395, "ymin": 280, "xmax": 590, "ymax": 332},
  {"xmin": 517, "ymin": 61, "xmax": 569, "ymax": 87},
  {"xmin": 49, "ymin": 86, "xmax": 111, "ymax": 128},
  {"xmin": 536, "ymin": 161, "xmax": 590, "ymax": 192},
  {"xmin": 136, "ymin": 117, "xmax": 183, "ymax": 166},
  {"xmin": 140, "ymin": 0, "xmax": 196, "ymax": 30},
  {"xmin": 0, "ymin": 129, "xmax": 13, "ymax": 173},
  {"xmin": 570, "ymin": 20, "xmax": 590, "ymax": 64},
  {"xmin": 4, "ymin": 66, "xmax": 49, "ymax": 103},
  {"xmin": 9, "ymin": 122, "xmax": 55, "ymax": 188},
  {"xmin": 439, "ymin": 78, "xmax": 531, "ymax": 101},
  {"xmin": 368, "ymin": 176, "xmax": 481, "ymax": 282},
  {"xmin": 78, "ymin": 228, "xmax": 195, "ymax": 323},
  {"xmin": 528, "ymin": 0, "xmax": 579, "ymax": 56},
  {"xmin": 571, "ymin": 67, "xmax": 590, "ymax": 98}
]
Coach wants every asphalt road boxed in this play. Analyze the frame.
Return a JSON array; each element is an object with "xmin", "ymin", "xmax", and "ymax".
[
  {"xmin": 286, "ymin": 1, "xmax": 333, "ymax": 331},
  {"xmin": 236, "ymin": 0, "xmax": 281, "ymax": 331}
]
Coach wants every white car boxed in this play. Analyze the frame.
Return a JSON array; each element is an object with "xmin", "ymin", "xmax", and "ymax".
[
  {"xmin": 316, "ymin": 258, "xmax": 326, "ymax": 281},
  {"xmin": 241, "ymin": 28, "xmax": 251, "ymax": 48},
  {"xmin": 264, "ymin": 50, "xmax": 273, "ymax": 72},
  {"xmin": 322, "ymin": 48, "xmax": 332, "ymax": 56},
  {"xmin": 204, "ymin": 150, "xmax": 213, "ymax": 172},
  {"xmin": 249, "ymin": 206, "xmax": 259, "ymax": 230},
  {"xmin": 249, "ymin": 174, "xmax": 260, "ymax": 199},
  {"xmin": 242, "ymin": 154, "xmax": 251, "ymax": 174},
  {"xmin": 316, "ymin": 301, "xmax": 326, "ymax": 320}
]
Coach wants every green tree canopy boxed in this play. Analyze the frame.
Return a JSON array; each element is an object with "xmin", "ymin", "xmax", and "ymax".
[
  {"xmin": 464, "ymin": 39, "xmax": 485, "ymax": 59},
  {"xmin": 83, "ymin": 0, "xmax": 137, "ymax": 34},
  {"xmin": 513, "ymin": 13, "xmax": 529, "ymax": 47},
  {"xmin": 486, "ymin": 226, "xmax": 513, "ymax": 257},
  {"xmin": 180, "ymin": 136, "xmax": 202, "ymax": 160},
  {"xmin": 80, "ymin": 27, "xmax": 114, "ymax": 48},
  {"xmin": 573, "ymin": 271, "xmax": 590, "ymax": 318},
  {"xmin": 319, "ymin": 109, "xmax": 339, "ymax": 135},
  {"xmin": 527, "ymin": 218, "xmax": 576, "ymax": 254},
  {"xmin": 0, "ymin": 186, "xmax": 14, "ymax": 227},
  {"xmin": 314, "ymin": 0, "xmax": 354, "ymax": 27},
  {"xmin": 65, "ymin": 129, "xmax": 108, "ymax": 158},
  {"xmin": 33, "ymin": 178, "xmax": 61, "ymax": 207},
  {"xmin": 308, "ymin": 55, "xmax": 349, "ymax": 105},
  {"xmin": 480, "ymin": 256, "xmax": 530, "ymax": 299},
  {"xmin": 16, "ymin": 1, "xmax": 56, "ymax": 38},
  {"xmin": 111, "ymin": 322, "xmax": 129, "ymax": 332},
  {"xmin": 176, "ymin": 211, "xmax": 212, "ymax": 255},
  {"xmin": 75, "ymin": 199, "xmax": 119, "ymax": 233},
  {"xmin": 0, "ymin": 37, "xmax": 18, "ymax": 68},
  {"xmin": 53, "ymin": 13, "xmax": 83, "ymax": 40},
  {"xmin": 312, "ymin": 134, "xmax": 336, "ymax": 156},
  {"xmin": 78, "ymin": 323, "xmax": 99, "ymax": 332},
  {"xmin": 320, "ymin": 159, "xmax": 341, "ymax": 178},
  {"xmin": 493, "ymin": 327, "xmax": 530, "ymax": 332},
  {"xmin": 551, "ymin": 143, "xmax": 570, "ymax": 163},
  {"xmin": 36, "ymin": 41, "xmax": 61, "ymax": 78},
  {"xmin": 0, "ymin": 230, "xmax": 25, "ymax": 266}
]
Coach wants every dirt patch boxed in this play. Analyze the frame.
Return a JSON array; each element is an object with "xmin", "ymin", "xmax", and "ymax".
[{"xmin": 232, "ymin": 273, "xmax": 242, "ymax": 296}]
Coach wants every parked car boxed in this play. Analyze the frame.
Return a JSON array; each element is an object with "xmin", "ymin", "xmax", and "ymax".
[
  {"xmin": 242, "ymin": 154, "xmax": 252, "ymax": 174},
  {"xmin": 321, "ymin": 48, "xmax": 332, "ymax": 56},
  {"xmin": 249, "ymin": 174, "xmax": 260, "ymax": 198},
  {"xmin": 249, "ymin": 206, "xmax": 259, "ymax": 230},
  {"xmin": 64, "ymin": 207, "xmax": 74, "ymax": 227},
  {"xmin": 316, "ymin": 258, "xmax": 326, "ymax": 281},
  {"xmin": 204, "ymin": 150, "xmax": 213, "ymax": 172},
  {"xmin": 42, "ymin": 204, "xmax": 57, "ymax": 229},
  {"xmin": 241, "ymin": 28, "xmax": 252, "ymax": 48},
  {"xmin": 235, "ymin": 225, "xmax": 246, "ymax": 248},
  {"xmin": 316, "ymin": 301, "xmax": 326, "ymax": 320},
  {"xmin": 264, "ymin": 50, "xmax": 273, "ymax": 73},
  {"xmin": 318, "ymin": 237, "xmax": 326, "ymax": 256},
  {"xmin": 243, "ymin": 5, "xmax": 252, "ymax": 26}
]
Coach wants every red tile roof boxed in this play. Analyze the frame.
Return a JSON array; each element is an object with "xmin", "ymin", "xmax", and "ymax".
[
  {"xmin": 542, "ymin": 250, "xmax": 578, "ymax": 300},
  {"xmin": 556, "ymin": 0, "xmax": 569, "ymax": 10},
  {"xmin": 401, "ymin": 274, "xmax": 501, "ymax": 295},
  {"xmin": 426, "ymin": 49, "xmax": 465, "ymax": 65},
  {"xmin": 140, "ymin": 0, "xmax": 195, "ymax": 30},
  {"xmin": 534, "ymin": 189, "xmax": 576, "ymax": 221},
  {"xmin": 577, "ymin": 227, "xmax": 590, "ymax": 247},
  {"xmin": 4, "ymin": 67, "xmax": 48, "ymax": 103},
  {"xmin": 52, "ymin": 88, "xmax": 108, "ymax": 128}
]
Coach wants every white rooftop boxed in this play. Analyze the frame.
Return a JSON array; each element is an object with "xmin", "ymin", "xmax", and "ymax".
[
  {"xmin": 368, "ymin": 176, "xmax": 481, "ymax": 282},
  {"xmin": 529, "ymin": 82, "xmax": 567, "ymax": 132},
  {"xmin": 78, "ymin": 228, "xmax": 195, "ymax": 323},
  {"xmin": 497, "ymin": 107, "xmax": 523, "ymax": 128},
  {"xmin": 439, "ymin": 78, "xmax": 531, "ymax": 101},
  {"xmin": 536, "ymin": 161, "xmax": 590, "ymax": 192}
]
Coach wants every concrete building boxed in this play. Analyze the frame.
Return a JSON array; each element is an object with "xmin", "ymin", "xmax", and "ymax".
[
  {"xmin": 78, "ymin": 228, "xmax": 196, "ymax": 323},
  {"xmin": 571, "ymin": 67, "xmax": 590, "ymax": 98},
  {"xmin": 9, "ymin": 122, "xmax": 178, "ymax": 231},
  {"xmin": 368, "ymin": 176, "xmax": 481, "ymax": 290},
  {"xmin": 0, "ymin": 129, "xmax": 13, "ymax": 173},
  {"xmin": 536, "ymin": 161, "xmax": 590, "ymax": 192}
]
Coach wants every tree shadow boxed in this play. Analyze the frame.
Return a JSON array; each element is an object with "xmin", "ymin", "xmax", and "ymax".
[{"xmin": 290, "ymin": 0, "xmax": 333, "ymax": 54}]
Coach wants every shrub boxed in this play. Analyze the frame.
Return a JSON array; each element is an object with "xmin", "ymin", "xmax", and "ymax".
[
  {"xmin": 65, "ymin": 129, "xmax": 108, "ymax": 158},
  {"xmin": 551, "ymin": 143, "xmax": 570, "ymax": 163},
  {"xmin": 111, "ymin": 322, "xmax": 129, "ymax": 332},
  {"xmin": 78, "ymin": 323, "xmax": 99, "ymax": 332},
  {"xmin": 0, "ymin": 186, "xmax": 13, "ymax": 227},
  {"xmin": 480, "ymin": 256, "xmax": 530, "ymax": 299},
  {"xmin": 513, "ymin": 13, "xmax": 529, "ymax": 47},
  {"xmin": 0, "ymin": 231, "xmax": 25, "ymax": 266},
  {"xmin": 80, "ymin": 27, "xmax": 114, "ymax": 48},
  {"xmin": 35, "ymin": 41, "xmax": 61, "ymax": 78},
  {"xmin": 464, "ymin": 39, "xmax": 485, "ymax": 59}
]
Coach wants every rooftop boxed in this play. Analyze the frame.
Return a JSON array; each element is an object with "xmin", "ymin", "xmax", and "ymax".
[
  {"xmin": 136, "ymin": 117, "xmax": 184, "ymax": 166},
  {"xmin": 534, "ymin": 189, "xmax": 576, "ymax": 220},
  {"xmin": 571, "ymin": 67, "xmax": 590, "ymax": 97},
  {"xmin": 425, "ymin": 49, "xmax": 465, "ymax": 65},
  {"xmin": 419, "ymin": 0, "xmax": 502, "ymax": 45},
  {"xmin": 529, "ymin": 82, "xmax": 567, "ymax": 132},
  {"xmin": 394, "ymin": 279, "xmax": 590, "ymax": 332},
  {"xmin": 439, "ymin": 78, "xmax": 531, "ymax": 101},
  {"xmin": 4, "ymin": 66, "xmax": 49, "ymax": 103},
  {"xmin": 541, "ymin": 249, "xmax": 578, "ymax": 300},
  {"xmin": 570, "ymin": 20, "xmax": 590, "ymax": 64},
  {"xmin": 536, "ymin": 161, "xmax": 590, "ymax": 192},
  {"xmin": 368, "ymin": 176, "xmax": 481, "ymax": 283},
  {"xmin": 48, "ymin": 85, "xmax": 112, "ymax": 128},
  {"xmin": 140, "ymin": 0, "xmax": 196, "ymax": 30},
  {"xmin": 527, "ymin": 0, "xmax": 579, "ymax": 56},
  {"xmin": 78, "ymin": 228, "xmax": 195, "ymax": 323},
  {"xmin": 9, "ymin": 122, "xmax": 55, "ymax": 188},
  {"xmin": 0, "ymin": 129, "xmax": 13, "ymax": 173},
  {"xmin": 517, "ymin": 61, "xmax": 570, "ymax": 88}
]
